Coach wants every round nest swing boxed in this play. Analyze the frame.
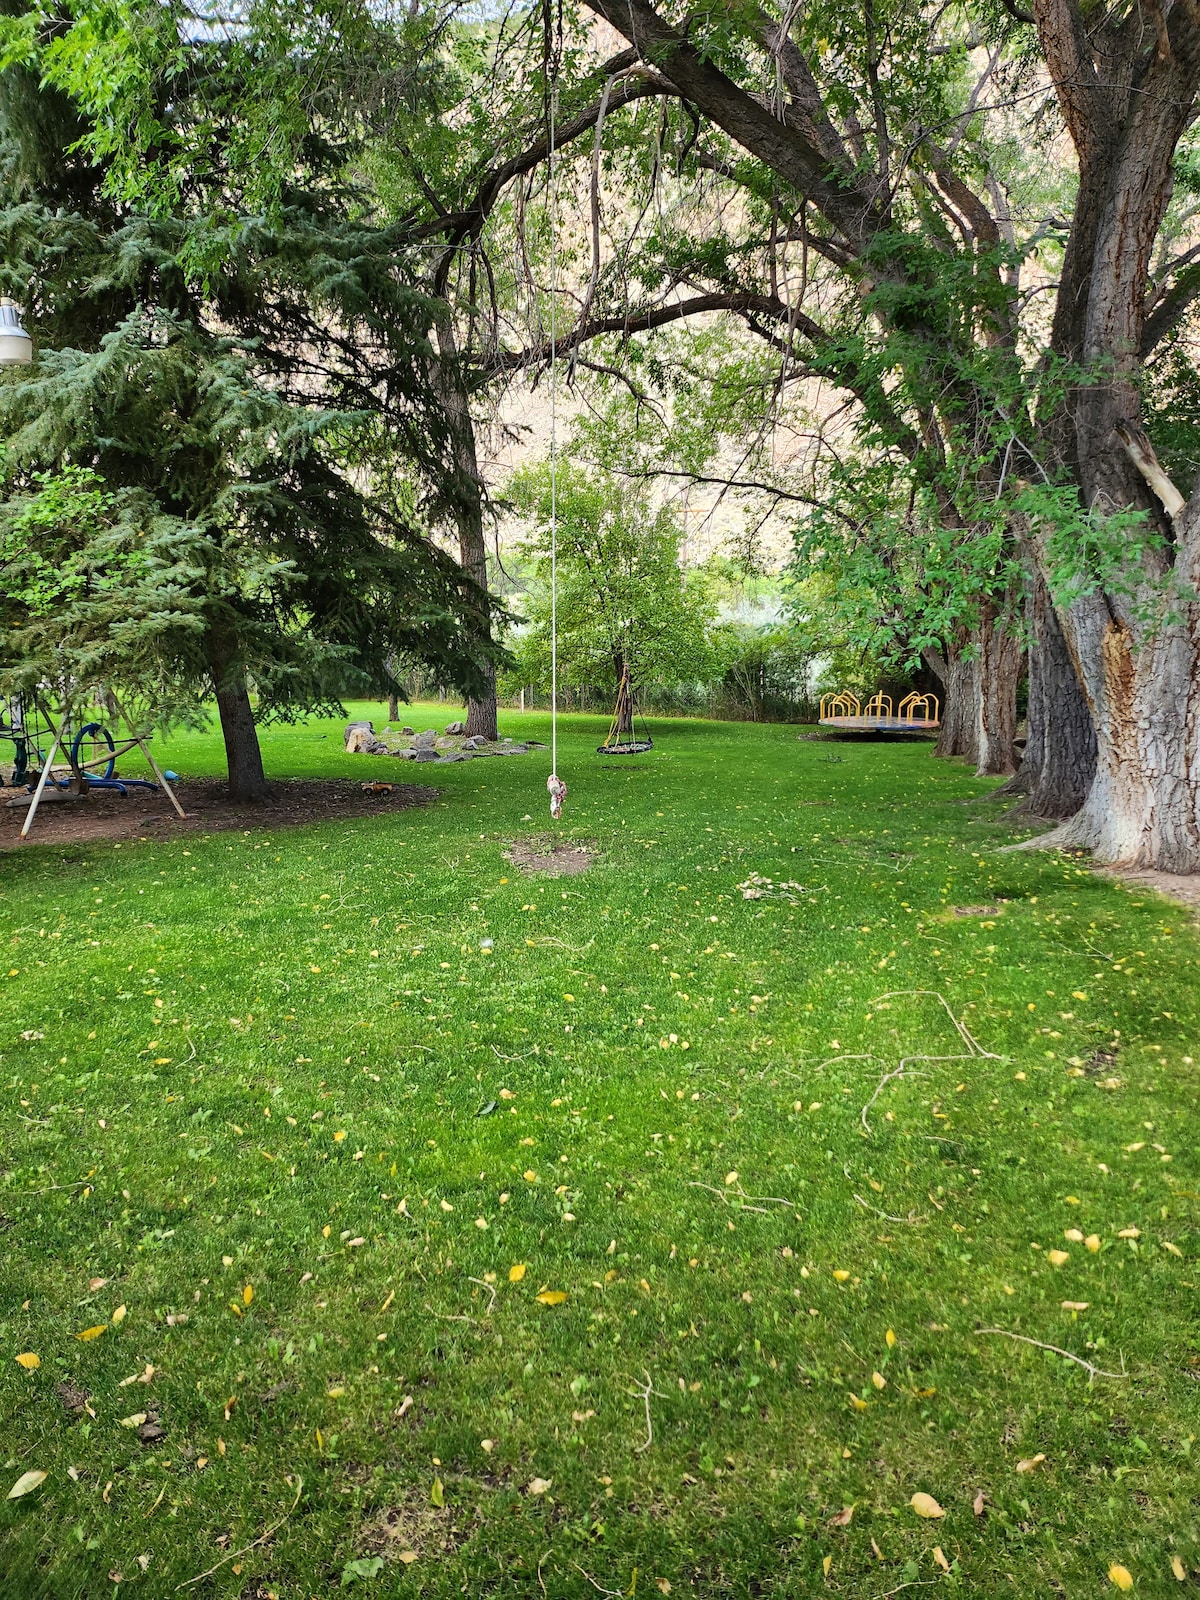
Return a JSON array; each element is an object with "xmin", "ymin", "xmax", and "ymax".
[{"xmin": 596, "ymin": 664, "xmax": 653, "ymax": 755}]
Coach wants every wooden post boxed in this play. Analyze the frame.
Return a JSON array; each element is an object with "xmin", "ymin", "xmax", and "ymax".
[
  {"xmin": 19, "ymin": 726, "xmax": 63, "ymax": 840},
  {"xmin": 111, "ymin": 696, "xmax": 188, "ymax": 819}
]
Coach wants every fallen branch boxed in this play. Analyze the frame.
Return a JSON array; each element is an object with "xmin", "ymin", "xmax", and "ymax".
[
  {"xmin": 175, "ymin": 1475, "xmax": 302, "ymax": 1590},
  {"xmin": 861, "ymin": 1065, "xmax": 926, "ymax": 1134},
  {"xmin": 976, "ymin": 1328, "xmax": 1128, "ymax": 1382},
  {"xmin": 853, "ymin": 1193, "xmax": 926, "ymax": 1225},
  {"xmin": 687, "ymin": 1180, "xmax": 796, "ymax": 1215},
  {"xmin": 629, "ymin": 1369, "xmax": 661, "ymax": 1453},
  {"xmin": 858, "ymin": 991, "xmax": 1007, "ymax": 1135},
  {"xmin": 571, "ymin": 1564, "xmax": 623, "ymax": 1597},
  {"xmin": 468, "ymin": 1276, "xmax": 498, "ymax": 1316}
]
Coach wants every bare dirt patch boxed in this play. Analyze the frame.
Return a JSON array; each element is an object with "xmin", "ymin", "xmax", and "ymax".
[
  {"xmin": 360, "ymin": 1489, "xmax": 467, "ymax": 1565},
  {"xmin": 0, "ymin": 777, "xmax": 438, "ymax": 850},
  {"xmin": 504, "ymin": 834, "xmax": 595, "ymax": 876},
  {"xmin": 1100, "ymin": 866, "xmax": 1200, "ymax": 916}
]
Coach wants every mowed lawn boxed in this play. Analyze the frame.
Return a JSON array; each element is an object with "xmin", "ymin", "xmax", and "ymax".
[{"xmin": 1, "ymin": 706, "xmax": 1198, "ymax": 1598}]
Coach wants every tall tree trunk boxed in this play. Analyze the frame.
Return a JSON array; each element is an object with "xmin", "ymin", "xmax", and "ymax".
[
  {"xmin": 1029, "ymin": 0, "xmax": 1200, "ymax": 866},
  {"xmin": 1018, "ymin": 567, "xmax": 1097, "ymax": 818},
  {"xmin": 205, "ymin": 629, "xmax": 268, "ymax": 801},
  {"xmin": 431, "ymin": 315, "xmax": 498, "ymax": 741},
  {"xmin": 1033, "ymin": 595, "xmax": 1200, "ymax": 869},
  {"xmin": 612, "ymin": 654, "xmax": 635, "ymax": 735},
  {"xmin": 974, "ymin": 602, "xmax": 1021, "ymax": 777},
  {"xmin": 926, "ymin": 642, "xmax": 979, "ymax": 764}
]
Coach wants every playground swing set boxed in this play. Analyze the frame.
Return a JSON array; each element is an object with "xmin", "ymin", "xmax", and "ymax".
[{"xmin": 1, "ymin": 692, "xmax": 187, "ymax": 839}]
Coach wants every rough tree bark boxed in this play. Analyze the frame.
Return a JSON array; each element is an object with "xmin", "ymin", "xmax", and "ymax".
[
  {"xmin": 925, "ymin": 643, "xmax": 979, "ymax": 764},
  {"xmin": 431, "ymin": 315, "xmax": 499, "ymax": 741},
  {"xmin": 205, "ymin": 629, "xmax": 268, "ymax": 801},
  {"xmin": 1030, "ymin": 0, "xmax": 1200, "ymax": 866},
  {"xmin": 974, "ymin": 602, "xmax": 1021, "ymax": 777},
  {"xmin": 1005, "ymin": 567, "xmax": 1097, "ymax": 819}
]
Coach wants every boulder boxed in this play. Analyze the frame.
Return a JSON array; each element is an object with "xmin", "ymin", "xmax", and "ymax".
[
  {"xmin": 444, "ymin": 719, "xmax": 466, "ymax": 735},
  {"xmin": 437, "ymin": 751, "xmax": 470, "ymax": 762},
  {"xmin": 463, "ymin": 736, "xmax": 486, "ymax": 751},
  {"xmin": 412, "ymin": 728, "xmax": 438, "ymax": 750},
  {"xmin": 412, "ymin": 748, "xmax": 440, "ymax": 762},
  {"xmin": 401, "ymin": 726, "xmax": 415, "ymax": 736},
  {"xmin": 346, "ymin": 727, "xmax": 384, "ymax": 754}
]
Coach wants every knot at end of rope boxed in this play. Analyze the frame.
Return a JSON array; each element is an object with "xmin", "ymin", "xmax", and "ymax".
[{"xmin": 547, "ymin": 772, "xmax": 567, "ymax": 820}]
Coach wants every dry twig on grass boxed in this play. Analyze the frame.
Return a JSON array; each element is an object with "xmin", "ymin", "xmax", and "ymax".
[
  {"xmin": 976, "ymin": 1328, "xmax": 1129, "ymax": 1383},
  {"xmin": 629, "ymin": 1370, "xmax": 662, "ymax": 1453},
  {"xmin": 687, "ymin": 1181, "xmax": 796, "ymax": 1215},
  {"xmin": 853, "ymin": 1193, "xmax": 926, "ymax": 1224},
  {"xmin": 858, "ymin": 990, "xmax": 1007, "ymax": 1135},
  {"xmin": 175, "ymin": 1475, "xmax": 303, "ymax": 1590}
]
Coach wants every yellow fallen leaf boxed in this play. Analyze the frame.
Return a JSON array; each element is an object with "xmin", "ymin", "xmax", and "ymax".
[
  {"xmin": 828, "ymin": 1505, "xmax": 854, "ymax": 1527},
  {"xmin": 848, "ymin": 1393, "xmax": 869, "ymax": 1412},
  {"xmin": 885, "ymin": 1328, "xmax": 896, "ymax": 1348},
  {"xmin": 15, "ymin": 1353, "xmax": 39, "ymax": 1371},
  {"xmin": 1086, "ymin": 1234, "xmax": 1101, "ymax": 1252},
  {"xmin": 822, "ymin": 1554, "xmax": 832, "ymax": 1577},
  {"xmin": 832, "ymin": 1269, "xmax": 851, "ymax": 1282},
  {"xmin": 1171, "ymin": 1556, "xmax": 1186, "ymax": 1581},
  {"xmin": 910, "ymin": 1492, "xmax": 944, "ymax": 1519},
  {"xmin": 381, "ymin": 1290, "xmax": 395, "ymax": 1312},
  {"xmin": 76, "ymin": 1325, "xmax": 106, "ymax": 1341},
  {"xmin": 431, "ymin": 1477, "xmax": 444, "ymax": 1507},
  {"xmin": 243, "ymin": 1284, "xmax": 254, "ymax": 1306},
  {"xmin": 333, "ymin": 1130, "xmax": 346, "ymax": 1142},
  {"xmin": 315, "ymin": 1428, "xmax": 323, "ymax": 1449},
  {"xmin": 724, "ymin": 1171, "xmax": 739, "ymax": 1187},
  {"xmin": 327, "ymin": 1387, "xmax": 346, "ymax": 1398},
  {"xmin": 871, "ymin": 1371, "xmax": 887, "ymax": 1390},
  {"xmin": 1046, "ymin": 1249, "xmax": 1070, "ymax": 1268},
  {"xmin": 527, "ymin": 1477, "xmax": 552, "ymax": 1496},
  {"xmin": 1124, "ymin": 1142, "xmax": 1145, "ymax": 1153},
  {"xmin": 1118, "ymin": 1227, "xmax": 1140, "ymax": 1240},
  {"xmin": 1163, "ymin": 1241, "xmax": 1183, "ymax": 1258},
  {"xmin": 1108, "ymin": 1564, "xmax": 1134, "ymax": 1590},
  {"xmin": 119, "ymin": 1413, "xmax": 147, "ymax": 1429},
  {"xmin": 7, "ymin": 1470, "xmax": 47, "ymax": 1499},
  {"xmin": 536, "ymin": 1290, "xmax": 568, "ymax": 1306},
  {"xmin": 1064, "ymin": 1229, "xmax": 1085, "ymax": 1243},
  {"xmin": 523, "ymin": 1170, "xmax": 538, "ymax": 1182},
  {"xmin": 110, "ymin": 1305, "xmax": 127, "ymax": 1325},
  {"xmin": 398, "ymin": 1551, "xmax": 418, "ymax": 1565},
  {"xmin": 656, "ymin": 1581, "xmax": 671, "ymax": 1595},
  {"xmin": 934, "ymin": 1547, "xmax": 950, "ymax": 1573},
  {"xmin": 509, "ymin": 1264, "xmax": 527, "ymax": 1283},
  {"xmin": 1015, "ymin": 1453, "xmax": 1046, "ymax": 1473},
  {"xmin": 1061, "ymin": 1301, "xmax": 1089, "ymax": 1312}
]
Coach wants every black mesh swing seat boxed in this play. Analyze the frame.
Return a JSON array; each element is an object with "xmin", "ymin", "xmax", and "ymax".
[{"xmin": 597, "ymin": 665, "xmax": 653, "ymax": 755}]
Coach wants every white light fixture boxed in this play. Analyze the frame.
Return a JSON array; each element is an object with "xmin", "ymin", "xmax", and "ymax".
[{"xmin": 0, "ymin": 297, "xmax": 33, "ymax": 365}]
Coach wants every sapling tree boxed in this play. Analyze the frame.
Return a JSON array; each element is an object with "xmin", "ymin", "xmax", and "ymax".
[{"xmin": 508, "ymin": 459, "xmax": 720, "ymax": 725}]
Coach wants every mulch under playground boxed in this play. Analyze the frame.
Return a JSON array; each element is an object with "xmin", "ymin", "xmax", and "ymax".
[{"xmin": 0, "ymin": 777, "xmax": 438, "ymax": 850}]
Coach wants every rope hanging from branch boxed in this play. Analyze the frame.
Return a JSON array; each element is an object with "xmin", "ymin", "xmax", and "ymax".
[{"xmin": 545, "ymin": 39, "xmax": 566, "ymax": 822}]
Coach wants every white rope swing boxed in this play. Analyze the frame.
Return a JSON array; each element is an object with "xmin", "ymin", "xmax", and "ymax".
[{"xmin": 545, "ymin": 74, "xmax": 567, "ymax": 824}]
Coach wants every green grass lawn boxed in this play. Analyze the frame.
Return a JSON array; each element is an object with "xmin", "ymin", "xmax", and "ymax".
[{"xmin": 2, "ymin": 704, "xmax": 1198, "ymax": 1598}]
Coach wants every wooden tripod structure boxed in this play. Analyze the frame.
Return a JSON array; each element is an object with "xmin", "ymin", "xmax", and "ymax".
[{"xmin": 18, "ymin": 692, "xmax": 187, "ymax": 840}]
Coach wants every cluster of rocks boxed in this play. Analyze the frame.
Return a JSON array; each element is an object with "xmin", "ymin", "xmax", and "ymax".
[{"xmin": 344, "ymin": 720, "xmax": 539, "ymax": 764}]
